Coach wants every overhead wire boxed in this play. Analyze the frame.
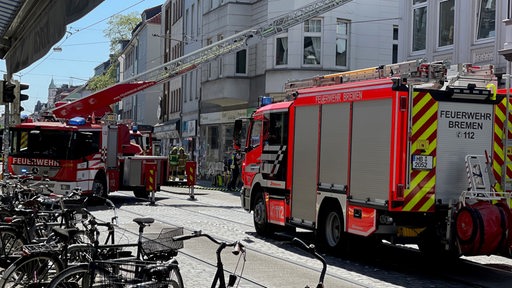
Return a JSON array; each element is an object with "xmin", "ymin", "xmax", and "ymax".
[{"xmin": 20, "ymin": 0, "xmax": 150, "ymax": 77}]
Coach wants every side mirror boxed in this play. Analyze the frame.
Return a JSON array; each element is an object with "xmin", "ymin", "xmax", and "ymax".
[{"xmin": 233, "ymin": 119, "xmax": 243, "ymax": 149}]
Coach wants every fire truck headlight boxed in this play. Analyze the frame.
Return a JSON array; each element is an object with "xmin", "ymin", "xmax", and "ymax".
[
  {"xmin": 379, "ymin": 215, "xmax": 393, "ymax": 225},
  {"xmin": 60, "ymin": 184, "xmax": 71, "ymax": 191}
]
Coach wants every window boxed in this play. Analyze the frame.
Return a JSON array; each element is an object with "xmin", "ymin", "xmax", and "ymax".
[
  {"xmin": 392, "ymin": 25, "xmax": 398, "ymax": 63},
  {"xmin": 249, "ymin": 121, "xmax": 262, "ymax": 148},
  {"xmin": 264, "ymin": 112, "xmax": 288, "ymax": 147},
  {"xmin": 477, "ymin": 0, "xmax": 495, "ymax": 40},
  {"xmin": 207, "ymin": 38, "xmax": 213, "ymax": 78},
  {"xmin": 218, "ymin": 34, "xmax": 224, "ymax": 76},
  {"xmin": 412, "ymin": 0, "xmax": 427, "ymax": 51},
  {"xmin": 439, "ymin": 0, "xmax": 454, "ymax": 47},
  {"xmin": 304, "ymin": 19, "xmax": 321, "ymax": 65},
  {"xmin": 191, "ymin": 4, "xmax": 194, "ymax": 38},
  {"xmin": 208, "ymin": 126, "xmax": 219, "ymax": 150},
  {"xmin": 236, "ymin": 49, "xmax": 247, "ymax": 74},
  {"xmin": 508, "ymin": 0, "xmax": 511, "ymax": 19},
  {"xmin": 336, "ymin": 19, "xmax": 349, "ymax": 67},
  {"xmin": 276, "ymin": 37, "xmax": 288, "ymax": 65},
  {"xmin": 197, "ymin": 0, "xmax": 201, "ymax": 36}
]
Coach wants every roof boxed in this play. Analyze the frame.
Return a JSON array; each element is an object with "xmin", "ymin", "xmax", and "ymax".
[{"xmin": 0, "ymin": 0, "xmax": 104, "ymax": 73}]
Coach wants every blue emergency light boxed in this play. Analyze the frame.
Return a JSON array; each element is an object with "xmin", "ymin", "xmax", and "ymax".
[
  {"xmin": 68, "ymin": 117, "xmax": 86, "ymax": 126},
  {"xmin": 261, "ymin": 96, "xmax": 273, "ymax": 107}
]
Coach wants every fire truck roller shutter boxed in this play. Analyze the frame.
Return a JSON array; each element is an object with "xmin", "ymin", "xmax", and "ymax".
[
  {"xmin": 291, "ymin": 105, "xmax": 319, "ymax": 224},
  {"xmin": 350, "ymin": 99, "xmax": 392, "ymax": 203},
  {"xmin": 455, "ymin": 201, "xmax": 511, "ymax": 256}
]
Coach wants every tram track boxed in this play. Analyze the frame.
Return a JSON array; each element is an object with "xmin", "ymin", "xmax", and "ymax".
[
  {"xmin": 94, "ymin": 189, "xmax": 512, "ymax": 287},
  {"xmin": 103, "ymin": 190, "xmax": 372, "ymax": 288}
]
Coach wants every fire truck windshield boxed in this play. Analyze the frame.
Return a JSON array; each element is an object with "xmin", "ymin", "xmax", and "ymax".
[{"xmin": 9, "ymin": 128, "xmax": 100, "ymax": 160}]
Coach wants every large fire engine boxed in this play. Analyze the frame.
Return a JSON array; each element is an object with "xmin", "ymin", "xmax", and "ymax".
[
  {"xmin": 5, "ymin": 0, "xmax": 353, "ymax": 197},
  {"xmin": 8, "ymin": 112, "xmax": 168, "ymax": 198},
  {"xmin": 235, "ymin": 60, "xmax": 512, "ymax": 257}
]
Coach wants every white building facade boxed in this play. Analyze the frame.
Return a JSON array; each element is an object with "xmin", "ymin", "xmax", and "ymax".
[
  {"xmin": 399, "ymin": 0, "xmax": 508, "ymax": 76},
  {"xmin": 194, "ymin": 0, "xmax": 399, "ymax": 178},
  {"xmin": 118, "ymin": 6, "xmax": 162, "ymax": 126}
]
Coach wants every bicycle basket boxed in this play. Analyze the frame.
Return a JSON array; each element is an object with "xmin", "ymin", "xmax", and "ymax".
[
  {"xmin": 142, "ymin": 226, "xmax": 184, "ymax": 255},
  {"xmin": 90, "ymin": 259, "xmax": 177, "ymax": 286}
]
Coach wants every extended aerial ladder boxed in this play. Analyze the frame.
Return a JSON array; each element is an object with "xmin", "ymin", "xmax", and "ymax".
[
  {"xmin": 52, "ymin": 0, "xmax": 353, "ymax": 119},
  {"xmin": 284, "ymin": 59, "xmax": 500, "ymax": 94}
]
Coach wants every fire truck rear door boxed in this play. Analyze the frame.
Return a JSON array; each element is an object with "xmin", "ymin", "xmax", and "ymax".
[{"xmin": 291, "ymin": 105, "xmax": 319, "ymax": 225}]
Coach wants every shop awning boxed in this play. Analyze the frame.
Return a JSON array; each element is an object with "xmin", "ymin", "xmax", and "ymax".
[{"xmin": 0, "ymin": 0, "xmax": 103, "ymax": 73}]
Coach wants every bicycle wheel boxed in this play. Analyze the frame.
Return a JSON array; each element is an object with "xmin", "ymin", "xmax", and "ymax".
[
  {"xmin": 141, "ymin": 263, "xmax": 184, "ymax": 288},
  {"xmin": 0, "ymin": 251, "xmax": 64, "ymax": 288},
  {"xmin": 167, "ymin": 266, "xmax": 184, "ymax": 288},
  {"xmin": 47, "ymin": 263, "xmax": 112, "ymax": 288},
  {"xmin": 0, "ymin": 227, "xmax": 25, "ymax": 253}
]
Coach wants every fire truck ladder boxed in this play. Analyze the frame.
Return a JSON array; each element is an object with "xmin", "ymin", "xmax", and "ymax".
[
  {"xmin": 284, "ymin": 59, "xmax": 449, "ymax": 94},
  {"xmin": 52, "ymin": 0, "xmax": 354, "ymax": 119}
]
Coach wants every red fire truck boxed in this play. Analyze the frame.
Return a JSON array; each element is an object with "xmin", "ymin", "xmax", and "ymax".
[
  {"xmin": 8, "ymin": 113, "xmax": 168, "ymax": 198},
  {"xmin": 235, "ymin": 60, "xmax": 512, "ymax": 257}
]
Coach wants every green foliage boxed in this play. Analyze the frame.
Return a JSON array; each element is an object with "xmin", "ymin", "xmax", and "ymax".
[
  {"xmin": 86, "ymin": 64, "xmax": 117, "ymax": 91},
  {"xmin": 104, "ymin": 12, "xmax": 140, "ymax": 54},
  {"xmin": 87, "ymin": 12, "xmax": 140, "ymax": 91}
]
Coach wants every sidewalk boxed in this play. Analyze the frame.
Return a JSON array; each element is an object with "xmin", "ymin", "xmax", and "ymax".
[{"xmin": 164, "ymin": 178, "xmax": 241, "ymax": 193}]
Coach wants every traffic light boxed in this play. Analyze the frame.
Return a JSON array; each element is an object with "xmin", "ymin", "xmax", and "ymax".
[
  {"xmin": 16, "ymin": 81, "xmax": 29, "ymax": 112},
  {"xmin": 1, "ymin": 80, "xmax": 16, "ymax": 103}
]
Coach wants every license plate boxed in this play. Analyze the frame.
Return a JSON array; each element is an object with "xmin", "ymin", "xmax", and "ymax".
[{"xmin": 412, "ymin": 155, "xmax": 433, "ymax": 170}]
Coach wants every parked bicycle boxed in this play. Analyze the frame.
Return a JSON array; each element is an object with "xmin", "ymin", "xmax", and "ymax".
[
  {"xmin": 47, "ymin": 217, "xmax": 184, "ymax": 287},
  {"xmin": 0, "ymin": 185, "xmax": 86, "ymax": 270},
  {"xmin": 172, "ymin": 230, "xmax": 247, "ymax": 288},
  {"xmin": 0, "ymin": 196, "xmax": 117, "ymax": 287}
]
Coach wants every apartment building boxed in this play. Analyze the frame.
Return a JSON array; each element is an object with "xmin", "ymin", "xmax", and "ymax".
[
  {"xmin": 118, "ymin": 6, "xmax": 162, "ymax": 126},
  {"xmin": 399, "ymin": 0, "xmax": 508, "ymax": 78},
  {"xmin": 188, "ymin": 0, "xmax": 399, "ymax": 177}
]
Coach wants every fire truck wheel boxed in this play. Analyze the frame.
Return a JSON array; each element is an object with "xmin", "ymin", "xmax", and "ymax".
[
  {"xmin": 253, "ymin": 192, "xmax": 275, "ymax": 236},
  {"xmin": 92, "ymin": 175, "xmax": 107, "ymax": 198},
  {"xmin": 316, "ymin": 204, "xmax": 345, "ymax": 253}
]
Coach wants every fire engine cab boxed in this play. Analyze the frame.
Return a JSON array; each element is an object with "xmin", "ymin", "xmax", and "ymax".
[
  {"xmin": 8, "ymin": 113, "xmax": 168, "ymax": 198},
  {"xmin": 235, "ymin": 60, "xmax": 512, "ymax": 258}
]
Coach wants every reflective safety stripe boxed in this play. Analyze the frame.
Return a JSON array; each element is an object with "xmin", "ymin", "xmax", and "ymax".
[
  {"xmin": 493, "ymin": 97, "xmax": 512, "ymax": 199},
  {"xmin": 403, "ymin": 91, "xmax": 437, "ymax": 212}
]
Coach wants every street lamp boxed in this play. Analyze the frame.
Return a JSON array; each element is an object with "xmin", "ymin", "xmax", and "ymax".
[{"xmin": 152, "ymin": 34, "xmax": 186, "ymax": 43}]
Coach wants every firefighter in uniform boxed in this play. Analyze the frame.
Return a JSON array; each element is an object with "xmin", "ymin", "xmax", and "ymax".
[
  {"xmin": 168, "ymin": 146, "xmax": 179, "ymax": 181},
  {"xmin": 177, "ymin": 147, "xmax": 188, "ymax": 181}
]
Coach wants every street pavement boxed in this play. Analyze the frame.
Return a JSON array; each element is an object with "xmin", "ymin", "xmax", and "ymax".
[{"xmin": 88, "ymin": 183, "xmax": 512, "ymax": 288}]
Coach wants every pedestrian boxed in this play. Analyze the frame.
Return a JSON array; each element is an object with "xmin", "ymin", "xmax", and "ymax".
[{"xmin": 228, "ymin": 145, "xmax": 242, "ymax": 191}]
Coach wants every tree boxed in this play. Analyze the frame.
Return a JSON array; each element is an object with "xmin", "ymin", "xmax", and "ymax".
[
  {"xmin": 87, "ymin": 12, "xmax": 140, "ymax": 91},
  {"xmin": 104, "ymin": 12, "xmax": 140, "ymax": 54}
]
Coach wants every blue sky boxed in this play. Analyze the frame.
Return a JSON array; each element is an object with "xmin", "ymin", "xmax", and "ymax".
[{"xmin": 0, "ymin": 0, "xmax": 164, "ymax": 115}]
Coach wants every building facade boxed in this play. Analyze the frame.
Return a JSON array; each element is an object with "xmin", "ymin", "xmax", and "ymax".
[
  {"xmin": 182, "ymin": 0, "xmax": 202, "ymax": 163},
  {"xmin": 118, "ymin": 6, "xmax": 162, "ymax": 126},
  {"xmin": 399, "ymin": 0, "xmax": 508, "ymax": 78},
  {"xmin": 121, "ymin": 0, "xmax": 400, "ymax": 177},
  {"xmin": 154, "ymin": 0, "xmax": 185, "ymax": 157},
  {"xmin": 194, "ymin": 0, "xmax": 399, "ymax": 178}
]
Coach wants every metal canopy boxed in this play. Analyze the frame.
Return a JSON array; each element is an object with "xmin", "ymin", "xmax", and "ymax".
[{"xmin": 0, "ymin": 0, "xmax": 103, "ymax": 74}]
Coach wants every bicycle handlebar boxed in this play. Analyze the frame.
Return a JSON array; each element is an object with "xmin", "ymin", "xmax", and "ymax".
[
  {"xmin": 292, "ymin": 238, "xmax": 326, "ymax": 288},
  {"xmin": 173, "ymin": 230, "xmax": 245, "ymax": 254}
]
